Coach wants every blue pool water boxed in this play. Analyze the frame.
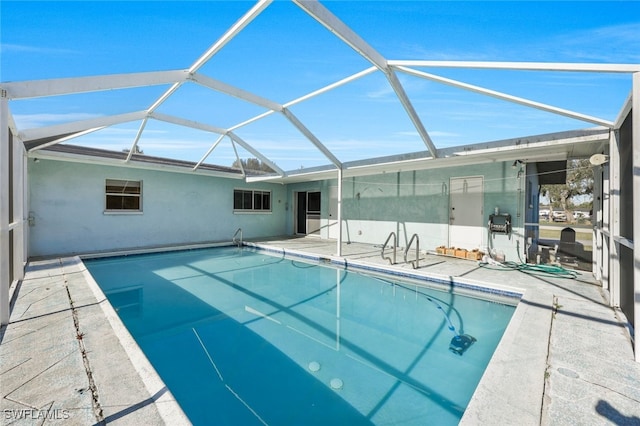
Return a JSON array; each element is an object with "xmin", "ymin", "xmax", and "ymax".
[{"xmin": 85, "ymin": 247, "xmax": 516, "ymax": 425}]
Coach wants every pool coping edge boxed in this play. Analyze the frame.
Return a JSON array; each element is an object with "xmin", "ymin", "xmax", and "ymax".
[{"xmin": 77, "ymin": 256, "xmax": 192, "ymax": 425}]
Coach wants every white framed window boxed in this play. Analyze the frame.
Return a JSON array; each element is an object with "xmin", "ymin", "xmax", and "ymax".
[
  {"xmin": 105, "ymin": 179, "xmax": 142, "ymax": 212},
  {"xmin": 234, "ymin": 189, "xmax": 271, "ymax": 212}
]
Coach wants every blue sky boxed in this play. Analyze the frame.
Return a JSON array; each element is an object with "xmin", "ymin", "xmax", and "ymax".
[{"xmin": 1, "ymin": 1, "xmax": 639, "ymax": 171}]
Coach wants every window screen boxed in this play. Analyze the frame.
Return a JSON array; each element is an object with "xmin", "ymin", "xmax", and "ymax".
[
  {"xmin": 106, "ymin": 179, "xmax": 142, "ymax": 211},
  {"xmin": 234, "ymin": 189, "xmax": 271, "ymax": 212}
]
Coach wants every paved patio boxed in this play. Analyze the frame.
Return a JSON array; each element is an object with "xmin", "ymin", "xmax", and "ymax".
[{"xmin": 1, "ymin": 237, "xmax": 639, "ymax": 424}]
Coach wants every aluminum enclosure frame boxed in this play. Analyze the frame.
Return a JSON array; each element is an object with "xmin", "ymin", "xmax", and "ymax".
[{"xmin": 0, "ymin": 1, "xmax": 639, "ymax": 364}]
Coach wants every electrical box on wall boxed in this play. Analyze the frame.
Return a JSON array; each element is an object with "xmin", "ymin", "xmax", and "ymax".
[{"xmin": 488, "ymin": 213, "xmax": 511, "ymax": 236}]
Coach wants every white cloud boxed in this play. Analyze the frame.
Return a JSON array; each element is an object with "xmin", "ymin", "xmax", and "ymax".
[
  {"xmin": 393, "ymin": 43, "xmax": 498, "ymax": 62},
  {"xmin": 13, "ymin": 113, "xmax": 103, "ymax": 129},
  {"xmin": 0, "ymin": 43, "xmax": 77, "ymax": 55},
  {"xmin": 366, "ymin": 84, "xmax": 395, "ymax": 99},
  {"xmin": 101, "ymin": 127, "xmax": 167, "ymax": 136},
  {"xmin": 429, "ymin": 131, "xmax": 460, "ymax": 138},
  {"xmin": 394, "ymin": 129, "xmax": 458, "ymax": 138},
  {"xmin": 365, "ymin": 75, "xmax": 430, "ymax": 100},
  {"xmin": 555, "ymin": 23, "xmax": 640, "ymax": 63},
  {"xmin": 393, "ymin": 21, "xmax": 640, "ymax": 64},
  {"xmin": 395, "ymin": 131, "xmax": 419, "ymax": 137}
]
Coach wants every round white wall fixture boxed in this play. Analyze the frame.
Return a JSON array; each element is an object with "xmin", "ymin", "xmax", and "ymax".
[
  {"xmin": 589, "ymin": 153, "xmax": 609, "ymax": 166},
  {"xmin": 330, "ymin": 378, "xmax": 343, "ymax": 390},
  {"xmin": 308, "ymin": 361, "xmax": 321, "ymax": 372}
]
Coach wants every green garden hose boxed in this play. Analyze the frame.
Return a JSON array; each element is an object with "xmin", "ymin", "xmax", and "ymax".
[
  {"xmin": 479, "ymin": 242, "xmax": 579, "ymax": 279},
  {"xmin": 478, "ymin": 259, "xmax": 579, "ymax": 279}
]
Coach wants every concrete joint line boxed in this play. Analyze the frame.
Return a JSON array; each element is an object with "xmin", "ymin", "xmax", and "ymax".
[
  {"xmin": 62, "ymin": 260, "xmax": 105, "ymax": 425},
  {"xmin": 3, "ymin": 350, "xmax": 76, "ymax": 399},
  {"xmin": 540, "ymin": 295, "xmax": 558, "ymax": 422},
  {"xmin": 4, "ymin": 394, "xmax": 52, "ymax": 411},
  {"xmin": 18, "ymin": 291, "xmax": 58, "ymax": 319},
  {"xmin": 576, "ymin": 376, "xmax": 640, "ymax": 405},
  {"xmin": 0, "ymin": 357, "xmax": 32, "ymax": 377}
]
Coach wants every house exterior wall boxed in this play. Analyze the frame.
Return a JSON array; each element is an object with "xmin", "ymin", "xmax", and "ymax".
[
  {"xmin": 28, "ymin": 159, "xmax": 287, "ymax": 257},
  {"xmin": 29, "ymin": 157, "xmax": 525, "ymax": 262},
  {"xmin": 288, "ymin": 162, "xmax": 525, "ymax": 262}
]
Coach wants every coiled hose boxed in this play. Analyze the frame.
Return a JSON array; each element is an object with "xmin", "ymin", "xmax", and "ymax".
[
  {"xmin": 479, "ymin": 259, "xmax": 579, "ymax": 278},
  {"xmin": 479, "ymin": 241, "xmax": 579, "ymax": 279}
]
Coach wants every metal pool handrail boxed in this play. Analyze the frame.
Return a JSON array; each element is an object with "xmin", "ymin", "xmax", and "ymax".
[
  {"xmin": 232, "ymin": 228, "xmax": 243, "ymax": 247},
  {"xmin": 381, "ymin": 232, "xmax": 397, "ymax": 265},
  {"xmin": 404, "ymin": 233, "xmax": 420, "ymax": 269}
]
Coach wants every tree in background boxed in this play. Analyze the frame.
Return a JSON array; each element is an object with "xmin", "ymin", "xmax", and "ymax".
[
  {"xmin": 232, "ymin": 158, "xmax": 275, "ymax": 173},
  {"xmin": 540, "ymin": 159, "xmax": 593, "ymax": 222}
]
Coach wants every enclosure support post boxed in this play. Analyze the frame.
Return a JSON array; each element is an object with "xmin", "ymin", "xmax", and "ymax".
[
  {"xmin": 336, "ymin": 167, "xmax": 343, "ymax": 257},
  {"xmin": 631, "ymin": 72, "xmax": 640, "ymax": 362},
  {"xmin": 602, "ymin": 162, "xmax": 610, "ymax": 294},
  {"xmin": 12, "ymin": 130, "xmax": 25, "ymax": 285},
  {"xmin": 609, "ymin": 129, "xmax": 621, "ymax": 307},
  {"xmin": 593, "ymin": 164, "xmax": 602, "ymax": 280},
  {"xmin": 0, "ymin": 93, "xmax": 10, "ymax": 326}
]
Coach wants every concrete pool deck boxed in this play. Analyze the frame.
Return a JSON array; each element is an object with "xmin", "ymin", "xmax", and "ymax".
[
  {"xmin": 0, "ymin": 256, "xmax": 190, "ymax": 425},
  {"xmin": 1, "ymin": 236, "xmax": 639, "ymax": 425}
]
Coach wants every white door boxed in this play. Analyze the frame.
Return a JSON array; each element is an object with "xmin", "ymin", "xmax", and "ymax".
[{"xmin": 449, "ymin": 177, "xmax": 484, "ymax": 249}]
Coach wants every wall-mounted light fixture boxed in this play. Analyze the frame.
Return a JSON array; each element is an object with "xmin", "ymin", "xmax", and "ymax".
[
  {"xmin": 589, "ymin": 153, "xmax": 609, "ymax": 166},
  {"xmin": 511, "ymin": 159, "xmax": 524, "ymax": 169}
]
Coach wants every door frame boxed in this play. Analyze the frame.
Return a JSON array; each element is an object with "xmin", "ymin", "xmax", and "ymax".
[{"xmin": 294, "ymin": 191, "xmax": 322, "ymax": 236}]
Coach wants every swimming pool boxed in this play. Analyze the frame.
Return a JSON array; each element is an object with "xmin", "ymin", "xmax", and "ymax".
[{"xmin": 85, "ymin": 246, "xmax": 516, "ymax": 425}]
